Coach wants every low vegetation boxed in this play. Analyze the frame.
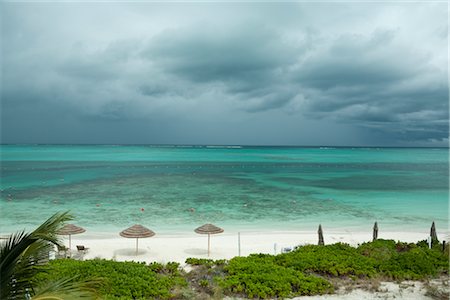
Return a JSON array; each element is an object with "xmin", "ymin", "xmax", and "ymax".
[
  {"xmin": 34, "ymin": 259, "xmax": 186, "ymax": 299},
  {"xmin": 219, "ymin": 254, "xmax": 334, "ymax": 298},
  {"xmin": 185, "ymin": 239, "xmax": 448, "ymax": 299},
  {"xmin": 31, "ymin": 239, "xmax": 448, "ymax": 299}
]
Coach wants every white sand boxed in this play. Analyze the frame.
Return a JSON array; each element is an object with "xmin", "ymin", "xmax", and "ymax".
[
  {"xmin": 59, "ymin": 229, "xmax": 448, "ymax": 264},
  {"xmin": 291, "ymin": 281, "xmax": 432, "ymax": 299}
]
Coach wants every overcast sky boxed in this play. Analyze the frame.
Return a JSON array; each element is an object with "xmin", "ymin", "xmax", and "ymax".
[{"xmin": 1, "ymin": 2, "xmax": 448, "ymax": 146}]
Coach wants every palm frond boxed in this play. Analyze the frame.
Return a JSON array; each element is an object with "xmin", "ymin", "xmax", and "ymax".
[
  {"xmin": 31, "ymin": 211, "xmax": 73, "ymax": 245},
  {"xmin": 0, "ymin": 211, "xmax": 73, "ymax": 299},
  {"xmin": 0, "ymin": 231, "xmax": 31, "ymax": 265},
  {"xmin": 33, "ymin": 276, "xmax": 98, "ymax": 300},
  {"xmin": 13, "ymin": 241, "xmax": 54, "ymax": 296},
  {"xmin": 0, "ymin": 231, "xmax": 35, "ymax": 299}
]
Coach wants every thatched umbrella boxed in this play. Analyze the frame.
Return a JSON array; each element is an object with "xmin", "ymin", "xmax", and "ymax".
[
  {"xmin": 373, "ymin": 222, "xmax": 378, "ymax": 241},
  {"xmin": 195, "ymin": 223, "xmax": 224, "ymax": 256},
  {"xmin": 430, "ymin": 221, "xmax": 438, "ymax": 240},
  {"xmin": 318, "ymin": 224, "xmax": 324, "ymax": 246},
  {"xmin": 120, "ymin": 224, "xmax": 155, "ymax": 255},
  {"xmin": 57, "ymin": 224, "xmax": 86, "ymax": 250}
]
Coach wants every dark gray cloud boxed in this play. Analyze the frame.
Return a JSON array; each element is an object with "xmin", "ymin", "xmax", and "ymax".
[
  {"xmin": 144, "ymin": 24, "xmax": 296, "ymax": 83},
  {"xmin": 291, "ymin": 26, "xmax": 448, "ymax": 144},
  {"xmin": 1, "ymin": 2, "xmax": 448, "ymax": 146}
]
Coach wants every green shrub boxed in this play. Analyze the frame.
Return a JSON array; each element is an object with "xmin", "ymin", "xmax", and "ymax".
[
  {"xmin": 211, "ymin": 240, "xmax": 448, "ymax": 298},
  {"xmin": 276, "ymin": 243, "xmax": 377, "ymax": 277},
  {"xmin": 357, "ymin": 239, "xmax": 449, "ymax": 280},
  {"xmin": 380, "ymin": 247, "xmax": 449, "ymax": 280},
  {"xmin": 33, "ymin": 240, "xmax": 449, "ymax": 299},
  {"xmin": 199, "ymin": 279, "xmax": 209, "ymax": 287},
  {"xmin": 358, "ymin": 239, "xmax": 398, "ymax": 261},
  {"xmin": 219, "ymin": 255, "xmax": 333, "ymax": 299},
  {"xmin": 185, "ymin": 257, "xmax": 226, "ymax": 267},
  {"xmin": 34, "ymin": 259, "xmax": 186, "ymax": 299},
  {"xmin": 416, "ymin": 238, "xmax": 444, "ymax": 252}
]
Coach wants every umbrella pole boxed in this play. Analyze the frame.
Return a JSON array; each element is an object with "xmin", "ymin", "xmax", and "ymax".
[
  {"xmin": 69, "ymin": 235, "xmax": 72, "ymax": 258},
  {"xmin": 208, "ymin": 234, "xmax": 210, "ymax": 257},
  {"xmin": 238, "ymin": 232, "xmax": 241, "ymax": 256},
  {"xmin": 136, "ymin": 238, "xmax": 139, "ymax": 256}
]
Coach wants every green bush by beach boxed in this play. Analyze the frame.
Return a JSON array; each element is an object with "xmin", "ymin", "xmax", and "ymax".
[
  {"xmin": 34, "ymin": 259, "xmax": 186, "ymax": 299},
  {"xmin": 186, "ymin": 239, "xmax": 448, "ymax": 299},
  {"xmin": 185, "ymin": 257, "xmax": 226, "ymax": 267},
  {"xmin": 273, "ymin": 240, "xmax": 448, "ymax": 280},
  {"xmin": 358, "ymin": 239, "xmax": 449, "ymax": 279},
  {"xmin": 33, "ymin": 239, "xmax": 448, "ymax": 299},
  {"xmin": 276, "ymin": 242, "xmax": 378, "ymax": 277},
  {"xmin": 219, "ymin": 254, "xmax": 334, "ymax": 298}
]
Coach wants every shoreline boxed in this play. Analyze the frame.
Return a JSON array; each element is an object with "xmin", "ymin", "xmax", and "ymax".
[{"xmin": 2, "ymin": 218, "xmax": 447, "ymax": 236}]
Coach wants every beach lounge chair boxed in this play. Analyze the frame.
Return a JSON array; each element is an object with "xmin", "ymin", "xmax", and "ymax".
[
  {"xmin": 76, "ymin": 245, "xmax": 88, "ymax": 253},
  {"xmin": 281, "ymin": 247, "xmax": 292, "ymax": 253},
  {"xmin": 56, "ymin": 245, "xmax": 69, "ymax": 258},
  {"xmin": 57, "ymin": 245, "xmax": 68, "ymax": 251}
]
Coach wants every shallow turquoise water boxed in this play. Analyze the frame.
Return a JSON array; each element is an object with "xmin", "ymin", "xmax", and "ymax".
[{"xmin": 0, "ymin": 145, "xmax": 448, "ymax": 234}]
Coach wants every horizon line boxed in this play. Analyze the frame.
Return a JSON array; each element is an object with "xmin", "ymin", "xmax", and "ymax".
[{"xmin": 0, "ymin": 143, "xmax": 448, "ymax": 149}]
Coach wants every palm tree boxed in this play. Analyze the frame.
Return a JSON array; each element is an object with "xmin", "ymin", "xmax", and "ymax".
[{"xmin": 0, "ymin": 211, "xmax": 95, "ymax": 299}]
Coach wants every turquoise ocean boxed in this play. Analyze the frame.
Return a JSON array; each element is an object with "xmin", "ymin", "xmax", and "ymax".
[{"xmin": 0, "ymin": 145, "xmax": 448, "ymax": 234}]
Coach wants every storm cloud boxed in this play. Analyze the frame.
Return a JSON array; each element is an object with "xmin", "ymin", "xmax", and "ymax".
[{"xmin": 1, "ymin": 2, "xmax": 448, "ymax": 146}]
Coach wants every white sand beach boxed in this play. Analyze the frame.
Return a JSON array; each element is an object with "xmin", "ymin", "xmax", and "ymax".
[{"xmin": 59, "ymin": 229, "xmax": 447, "ymax": 264}]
